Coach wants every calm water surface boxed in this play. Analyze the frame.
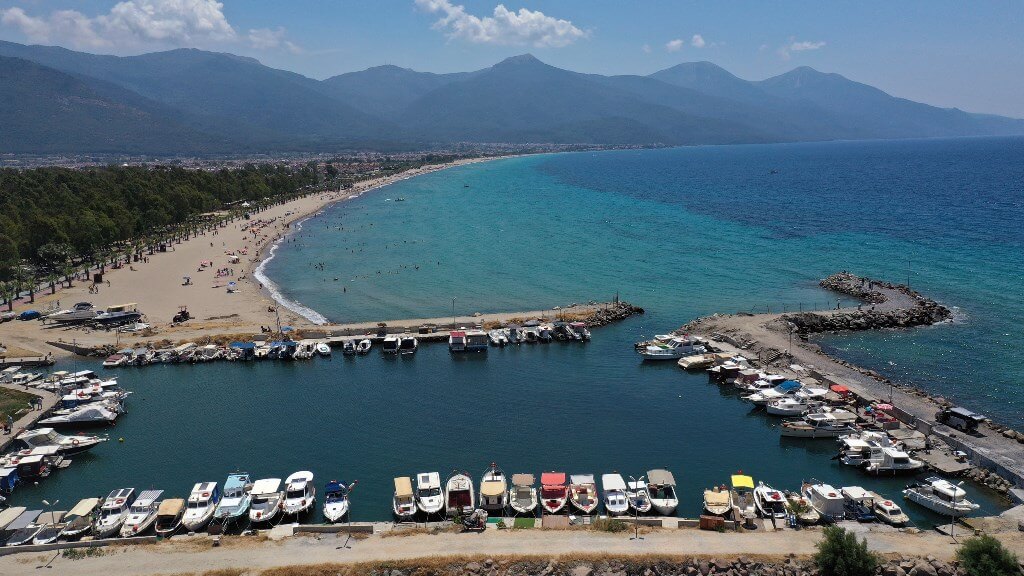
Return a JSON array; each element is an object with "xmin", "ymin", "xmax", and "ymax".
[{"xmin": 15, "ymin": 138, "xmax": 1024, "ymax": 525}]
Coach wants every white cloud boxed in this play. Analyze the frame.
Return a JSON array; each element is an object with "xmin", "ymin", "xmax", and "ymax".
[
  {"xmin": 248, "ymin": 27, "xmax": 302, "ymax": 54},
  {"xmin": 691, "ymin": 34, "xmax": 705, "ymax": 48},
  {"xmin": 665, "ymin": 38, "xmax": 684, "ymax": 52},
  {"xmin": 641, "ymin": 43, "xmax": 651, "ymax": 54},
  {"xmin": 0, "ymin": 1, "xmax": 304, "ymax": 52},
  {"xmin": 790, "ymin": 40, "xmax": 826, "ymax": 51},
  {"xmin": 414, "ymin": 0, "xmax": 586, "ymax": 47}
]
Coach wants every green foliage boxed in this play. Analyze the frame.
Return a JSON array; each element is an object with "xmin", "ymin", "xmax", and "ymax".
[
  {"xmin": 814, "ymin": 526, "xmax": 879, "ymax": 576},
  {"xmin": 0, "ymin": 164, "xmax": 320, "ymax": 272},
  {"xmin": 956, "ymin": 534, "xmax": 1020, "ymax": 576},
  {"xmin": 590, "ymin": 518, "xmax": 629, "ymax": 533}
]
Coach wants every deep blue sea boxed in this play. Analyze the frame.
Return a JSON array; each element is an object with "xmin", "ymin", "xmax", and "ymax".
[{"xmin": 13, "ymin": 138, "xmax": 1023, "ymax": 525}]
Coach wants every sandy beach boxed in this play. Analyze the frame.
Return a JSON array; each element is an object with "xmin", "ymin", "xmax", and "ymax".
[{"xmin": 0, "ymin": 156, "xmax": 506, "ymax": 358}]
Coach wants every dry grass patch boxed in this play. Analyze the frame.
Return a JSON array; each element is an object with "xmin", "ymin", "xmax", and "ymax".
[{"xmin": 380, "ymin": 524, "xmax": 459, "ymax": 538}]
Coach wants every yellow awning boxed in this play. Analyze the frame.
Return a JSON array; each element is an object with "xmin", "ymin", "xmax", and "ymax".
[
  {"xmin": 394, "ymin": 477, "xmax": 413, "ymax": 497},
  {"xmin": 481, "ymin": 480, "xmax": 505, "ymax": 497},
  {"xmin": 731, "ymin": 475, "xmax": 754, "ymax": 489}
]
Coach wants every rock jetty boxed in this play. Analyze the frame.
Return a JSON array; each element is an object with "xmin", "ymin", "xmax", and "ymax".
[
  {"xmin": 777, "ymin": 272, "xmax": 951, "ymax": 335},
  {"xmin": 579, "ymin": 301, "xmax": 644, "ymax": 328}
]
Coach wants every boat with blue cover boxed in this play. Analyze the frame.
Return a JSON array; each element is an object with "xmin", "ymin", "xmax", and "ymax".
[
  {"xmin": 323, "ymin": 480, "xmax": 356, "ymax": 522},
  {"xmin": 213, "ymin": 472, "xmax": 253, "ymax": 528}
]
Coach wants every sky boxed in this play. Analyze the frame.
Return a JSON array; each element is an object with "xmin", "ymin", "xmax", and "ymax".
[{"xmin": 1, "ymin": 0, "xmax": 1022, "ymax": 117}]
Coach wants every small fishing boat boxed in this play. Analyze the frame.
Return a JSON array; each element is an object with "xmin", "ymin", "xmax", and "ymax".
[
  {"xmin": 647, "ymin": 469, "xmax": 678, "ymax": 515},
  {"xmin": 60, "ymin": 498, "xmax": 100, "ymax": 539},
  {"xmin": 780, "ymin": 411, "xmax": 858, "ymax": 438},
  {"xmin": 626, "ymin": 478, "xmax": 653, "ymax": 514},
  {"xmin": 840, "ymin": 486, "xmax": 877, "ymax": 522},
  {"xmin": 730, "ymin": 474, "xmax": 757, "ymax": 522},
  {"xmin": 479, "ymin": 463, "xmax": 508, "ymax": 512},
  {"xmin": 508, "ymin": 474, "xmax": 538, "ymax": 515},
  {"xmin": 415, "ymin": 472, "xmax": 444, "ymax": 516},
  {"xmin": 863, "ymin": 447, "xmax": 925, "ymax": 475},
  {"xmin": 102, "ymin": 354, "xmax": 128, "ymax": 368},
  {"xmin": 744, "ymin": 380, "xmax": 802, "ymax": 406},
  {"xmin": 398, "ymin": 335, "xmax": 418, "ymax": 355},
  {"xmin": 538, "ymin": 324, "xmax": 554, "ymax": 342},
  {"xmin": 766, "ymin": 396, "xmax": 812, "ymax": 416},
  {"xmin": 3, "ymin": 509, "xmax": 42, "ymax": 546},
  {"xmin": 449, "ymin": 330, "xmax": 467, "ymax": 353},
  {"xmin": 31, "ymin": 511, "xmax": 67, "ymax": 545},
  {"xmin": 568, "ymin": 474, "xmax": 599, "ymax": 515},
  {"xmin": 183, "ymin": 482, "xmax": 220, "ymax": 532},
  {"xmin": 249, "ymin": 478, "xmax": 284, "ymax": 524},
  {"xmin": 120, "ymin": 489, "xmax": 163, "ymax": 537},
  {"xmin": 39, "ymin": 404, "xmax": 118, "ymax": 427},
  {"xmin": 570, "ymin": 322, "xmax": 591, "ymax": 341},
  {"xmin": 445, "ymin": 471, "xmax": 476, "ymax": 517},
  {"xmin": 487, "ymin": 329, "xmax": 507, "ymax": 346},
  {"xmin": 154, "ymin": 499, "xmax": 186, "ymax": 537},
  {"xmin": 507, "ymin": 325, "xmax": 522, "ymax": 344},
  {"xmin": 639, "ymin": 336, "xmax": 706, "ymax": 361},
  {"xmin": 213, "ymin": 472, "xmax": 253, "ymax": 528},
  {"xmin": 283, "ymin": 471, "xmax": 316, "ymax": 516},
  {"xmin": 356, "ymin": 339, "xmax": 372, "ymax": 354},
  {"xmin": 703, "ymin": 485, "xmax": 732, "ymax": 516},
  {"xmin": 342, "ymin": 340, "xmax": 356, "ymax": 355},
  {"xmin": 801, "ymin": 481, "xmax": 846, "ymax": 523},
  {"xmin": 601, "ymin": 474, "xmax": 629, "ymax": 516},
  {"xmin": 753, "ymin": 482, "xmax": 788, "ymax": 520},
  {"xmin": 93, "ymin": 488, "xmax": 136, "ymax": 538},
  {"xmin": 903, "ymin": 477, "xmax": 979, "ymax": 517},
  {"xmin": 323, "ymin": 480, "xmax": 355, "ymax": 522},
  {"xmin": 873, "ymin": 496, "xmax": 910, "ymax": 526},
  {"xmin": 393, "ymin": 476, "xmax": 416, "ymax": 520},
  {"xmin": 540, "ymin": 472, "xmax": 568, "ymax": 514},
  {"xmin": 523, "ymin": 327, "xmax": 539, "ymax": 343},
  {"xmin": 785, "ymin": 491, "xmax": 820, "ymax": 525},
  {"xmin": 316, "ymin": 342, "xmax": 331, "ymax": 356},
  {"xmin": 381, "ymin": 335, "xmax": 400, "ymax": 354}
]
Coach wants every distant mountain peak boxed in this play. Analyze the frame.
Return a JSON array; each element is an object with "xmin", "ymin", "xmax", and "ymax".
[{"xmin": 495, "ymin": 53, "xmax": 543, "ymax": 67}]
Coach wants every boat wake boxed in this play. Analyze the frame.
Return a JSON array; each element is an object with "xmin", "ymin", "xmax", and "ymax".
[{"xmin": 253, "ymin": 220, "xmax": 329, "ymax": 326}]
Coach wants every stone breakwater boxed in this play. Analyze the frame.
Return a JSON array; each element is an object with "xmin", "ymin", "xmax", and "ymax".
[
  {"xmin": 363, "ymin": 555, "xmax": 968, "ymax": 576},
  {"xmin": 578, "ymin": 302, "xmax": 645, "ymax": 328},
  {"xmin": 777, "ymin": 273, "xmax": 952, "ymax": 334}
]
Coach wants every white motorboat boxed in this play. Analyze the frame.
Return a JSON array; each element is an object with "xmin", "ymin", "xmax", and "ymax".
[
  {"xmin": 766, "ymin": 397, "xmax": 812, "ymax": 416},
  {"xmin": 59, "ymin": 498, "xmax": 100, "ymax": 539},
  {"xmin": 183, "ymin": 481, "xmax": 220, "ymax": 532},
  {"xmin": 16, "ymin": 427, "xmax": 107, "ymax": 455},
  {"xmin": 801, "ymin": 481, "xmax": 846, "ymax": 523},
  {"xmin": 120, "ymin": 489, "xmax": 163, "ymax": 537},
  {"xmin": 744, "ymin": 380, "xmax": 802, "ymax": 406},
  {"xmin": 508, "ymin": 474, "xmax": 538, "ymax": 515},
  {"xmin": 479, "ymin": 463, "xmax": 508, "ymax": 512},
  {"xmin": 315, "ymin": 342, "xmax": 331, "ymax": 356},
  {"xmin": 449, "ymin": 330, "xmax": 467, "ymax": 353},
  {"xmin": 47, "ymin": 302, "xmax": 99, "ymax": 324},
  {"xmin": 639, "ymin": 336, "xmax": 706, "ymax": 360},
  {"xmin": 730, "ymin": 474, "xmax": 757, "ymax": 521},
  {"xmin": 356, "ymin": 339, "xmax": 372, "ymax": 354},
  {"xmin": 342, "ymin": 340, "xmax": 356, "ymax": 355},
  {"xmin": 506, "ymin": 326, "xmax": 522, "ymax": 344},
  {"xmin": 10, "ymin": 372, "xmax": 42, "ymax": 387},
  {"xmin": 601, "ymin": 473, "xmax": 629, "ymax": 515},
  {"xmin": 626, "ymin": 478, "xmax": 653, "ymax": 514},
  {"xmin": 102, "ymin": 353, "xmax": 128, "ymax": 368},
  {"xmin": 381, "ymin": 335, "xmax": 400, "ymax": 354},
  {"xmin": 903, "ymin": 477, "xmax": 979, "ymax": 517},
  {"xmin": 487, "ymin": 329, "xmax": 506, "ymax": 347},
  {"xmin": 39, "ymin": 404, "xmax": 118, "ymax": 427},
  {"xmin": 838, "ymin": 437, "xmax": 875, "ymax": 466},
  {"xmin": 540, "ymin": 472, "xmax": 568, "ymax": 514},
  {"xmin": 398, "ymin": 335, "xmax": 418, "ymax": 355},
  {"xmin": 863, "ymin": 447, "xmax": 925, "ymax": 475},
  {"xmin": 785, "ymin": 491, "xmax": 820, "ymax": 525},
  {"xmin": 537, "ymin": 324, "xmax": 554, "ymax": 342},
  {"xmin": 703, "ymin": 485, "xmax": 732, "ymax": 516},
  {"xmin": 213, "ymin": 472, "xmax": 253, "ymax": 528},
  {"xmin": 568, "ymin": 474, "xmax": 599, "ymax": 514},
  {"xmin": 393, "ymin": 476, "xmax": 416, "ymax": 520},
  {"xmin": 445, "ymin": 471, "xmax": 476, "ymax": 517},
  {"xmin": 323, "ymin": 480, "xmax": 354, "ymax": 522},
  {"xmin": 415, "ymin": 472, "xmax": 444, "ymax": 515},
  {"xmin": 647, "ymin": 469, "xmax": 678, "ymax": 515},
  {"xmin": 780, "ymin": 411, "xmax": 858, "ymax": 438},
  {"xmin": 31, "ymin": 511, "xmax": 67, "ymax": 545},
  {"xmin": 570, "ymin": 322, "xmax": 591, "ymax": 341},
  {"xmin": 154, "ymin": 499, "xmax": 186, "ymax": 537},
  {"xmin": 873, "ymin": 496, "xmax": 910, "ymax": 526},
  {"xmin": 753, "ymin": 482, "xmax": 788, "ymax": 520},
  {"xmin": 249, "ymin": 478, "xmax": 284, "ymax": 524},
  {"xmin": 283, "ymin": 471, "xmax": 316, "ymax": 516},
  {"xmin": 93, "ymin": 488, "xmax": 136, "ymax": 538}
]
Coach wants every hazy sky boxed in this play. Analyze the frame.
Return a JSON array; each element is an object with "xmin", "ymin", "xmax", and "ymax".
[{"xmin": 2, "ymin": 0, "xmax": 1022, "ymax": 117}]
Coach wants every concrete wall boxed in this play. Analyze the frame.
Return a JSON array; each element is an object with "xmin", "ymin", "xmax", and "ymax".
[{"xmin": 0, "ymin": 535, "xmax": 157, "ymax": 557}]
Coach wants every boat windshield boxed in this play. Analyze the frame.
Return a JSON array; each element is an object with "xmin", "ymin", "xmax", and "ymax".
[
  {"xmin": 286, "ymin": 488, "xmax": 306, "ymax": 499},
  {"xmin": 418, "ymin": 487, "xmax": 441, "ymax": 497},
  {"xmin": 252, "ymin": 495, "xmax": 270, "ymax": 505},
  {"xmin": 187, "ymin": 500, "xmax": 205, "ymax": 509}
]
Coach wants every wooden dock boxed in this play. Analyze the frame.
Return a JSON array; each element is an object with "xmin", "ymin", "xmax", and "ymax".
[{"xmin": 0, "ymin": 355, "xmax": 55, "ymax": 368}]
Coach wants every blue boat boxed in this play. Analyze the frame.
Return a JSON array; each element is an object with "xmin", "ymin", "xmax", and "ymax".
[
  {"xmin": 0, "ymin": 466, "xmax": 18, "ymax": 494},
  {"xmin": 213, "ymin": 472, "xmax": 253, "ymax": 529},
  {"xmin": 323, "ymin": 480, "xmax": 354, "ymax": 523}
]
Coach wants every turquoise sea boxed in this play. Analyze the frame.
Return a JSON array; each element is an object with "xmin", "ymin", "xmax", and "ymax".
[{"xmin": 13, "ymin": 137, "xmax": 1024, "ymax": 525}]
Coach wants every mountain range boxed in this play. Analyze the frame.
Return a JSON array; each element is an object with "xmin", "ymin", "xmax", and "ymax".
[{"xmin": 1, "ymin": 40, "xmax": 1022, "ymax": 154}]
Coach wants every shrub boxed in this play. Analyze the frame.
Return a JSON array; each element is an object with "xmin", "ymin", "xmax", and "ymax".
[
  {"xmin": 590, "ymin": 518, "xmax": 629, "ymax": 533},
  {"xmin": 956, "ymin": 534, "xmax": 1020, "ymax": 576},
  {"xmin": 814, "ymin": 526, "xmax": 879, "ymax": 576}
]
